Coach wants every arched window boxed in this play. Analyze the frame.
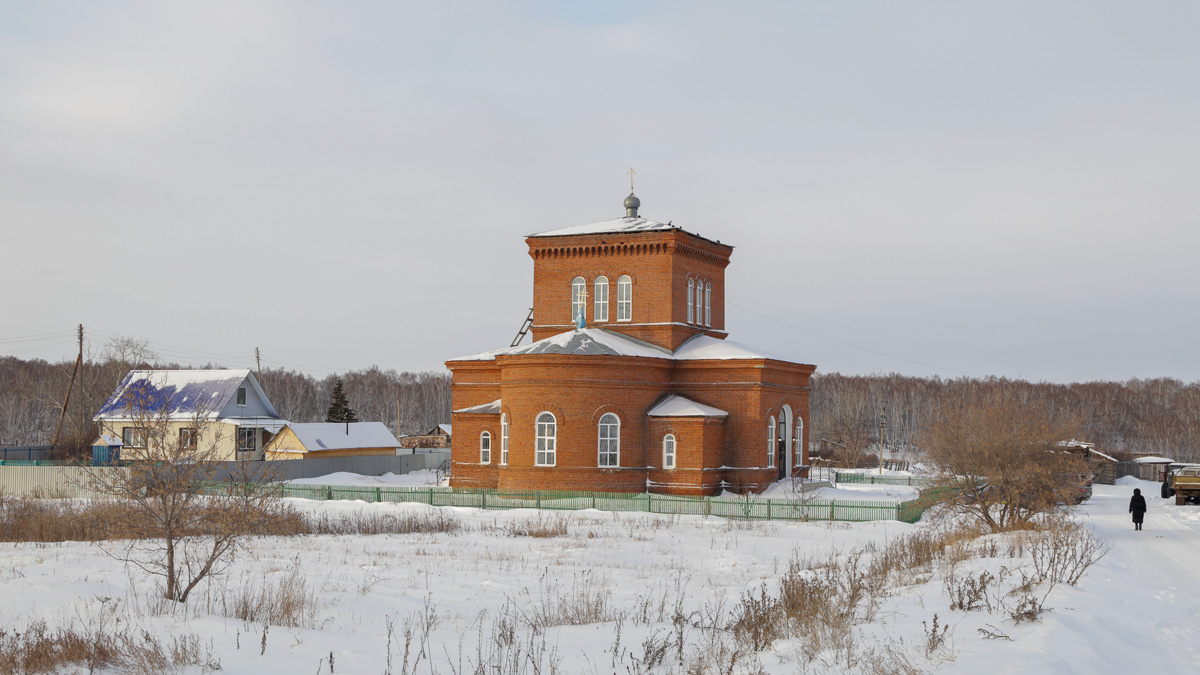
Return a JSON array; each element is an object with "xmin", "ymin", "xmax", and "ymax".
[
  {"xmin": 594, "ymin": 276, "xmax": 609, "ymax": 322},
  {"xmin": 695, "ymin": 280, "xmax": 704, "ymax": 327},
  {"xmin": 704, "ymin": 281, "xmax": 712, "ymax": 327},
  {"xmin": 691, "ymin": 276, "xmax": 700, "ymax": 324},
  {"xmin": 663, "ymin": 434, "xmax": 676, "ymax": 469},
  {"xmin": 616, "ymin": 275, "xmax": 632, "ymax": 321},
  {"xmin": 480, "ymin": 431, "xmax": 491, "ymax": 464},
  {"xmin": 535, "ymin": 412, "xmax": 556, "ymax": 466},
  {"xmin": 767, "ymin": 415, "xmax": 776, "ymax": 468},
  {"xmin": 571, "ymin": 277, "xmax": 586, "ymax": 324},
  {"xmin": 794, "ymin": 417, "xmax": 804, "ymax": 467},
  {"xmin": 598, "ymin": 413, "xmax": 620, "ymax": 467},
  {"xmin": 500, "ymin": 413, "xmax": 509, "ymax": 465}
]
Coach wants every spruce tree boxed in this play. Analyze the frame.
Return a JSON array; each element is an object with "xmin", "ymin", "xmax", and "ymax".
[{"xmin": 325, "ymin": 379, "xmax": 359, "ymax": 423}]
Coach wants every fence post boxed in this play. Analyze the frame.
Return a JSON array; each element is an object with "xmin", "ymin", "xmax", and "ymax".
[
  {"xmin": 482, "ymin": 491, "xmax": 487, "ymax": 509},
  {"xmin": 376, "ymin": 486, "xmax": 382, "ymax": 502},
  {"xmin": 830, "ymin": 501, "xmax": 835, "ymax": 521},
  {"xmin": 767, "ymin": 499, "xmax": 771, "ymax": 520},
  {"xmin": 536, "ymin": 491, "xmax": 541, "ymax": 509}
]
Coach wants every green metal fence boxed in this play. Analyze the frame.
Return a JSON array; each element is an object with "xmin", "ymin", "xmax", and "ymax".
[
  {"xmin": 833, "ymin": 471, "xmax": 935, "ymax": 487},
  {"xmin": 242, "ymin": 483, "xmax": 913, "ymax": 522}
]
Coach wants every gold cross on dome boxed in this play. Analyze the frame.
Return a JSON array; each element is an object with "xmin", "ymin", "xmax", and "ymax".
[{"xmin": 628, "ymin": 168, "xmax": 636, "ymax": 192}]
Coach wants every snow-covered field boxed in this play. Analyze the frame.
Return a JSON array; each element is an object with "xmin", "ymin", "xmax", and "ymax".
[{"xmin": 3, "ymin": 477, "xmax": 1197, "ymax": 673}]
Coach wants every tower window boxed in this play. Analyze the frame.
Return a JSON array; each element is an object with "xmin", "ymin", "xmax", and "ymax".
[
  {"xmin": 695, "ymin": 281, "xmax": 704, "ymax": 328},
  {"xmin": 687, "ymin": 277, "xmax": 694, "ymax": 323},
  {"xmin": 617, "ymin": 275, "xmax": 632, "ymax": 321},
  {"xmin": 705, "ymin": 281, "xmax": 712, "ymax": 327},
  {"xmin": 598, "ymin": 413, "xmax": 620, "ymax": 467},
  {"xmin": 663, "ymin": 434, "xmax": 676, "ymax": 469},
  {"xmin": 767, "ymin": 415, "xmax": 776, "ymax": 468},
  {"xmin": 594, "ymin": 276, "xmax": 609, "ymax": 322},
  {"xmin": 571, "ymin": 277, "xmax": 586, "ymax": 324},
  {"xmin": 480, "ymin": 431, "xmax": 491, "ymax": 464}
]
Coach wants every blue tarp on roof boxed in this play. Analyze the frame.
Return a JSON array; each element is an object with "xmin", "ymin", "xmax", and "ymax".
[{"xmin": 95, "ymin": 369, "xmax": 257, "ymax": 419}]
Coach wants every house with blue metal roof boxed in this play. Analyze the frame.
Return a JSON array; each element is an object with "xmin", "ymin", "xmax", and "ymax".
[{"xmin": 94, "ymin": 369, "xmax": 286, "ymax": 461}]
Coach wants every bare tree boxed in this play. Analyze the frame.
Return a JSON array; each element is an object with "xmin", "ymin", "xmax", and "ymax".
[
  {"xmin": 920, "ymin": 396, "xmax": 1087, "ymax": 532},
  {"xmin": 85, "ymin": 375, "xmax": 283, "ymax": 603}
]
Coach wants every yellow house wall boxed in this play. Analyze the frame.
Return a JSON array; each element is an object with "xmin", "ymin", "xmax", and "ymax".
[
  {"xmin": 97, "ymin": 419, "xmax": 247, "ymax": 462},
  {"xmin": 266, "ymin": 447, "xmax": 398, "ymax": 460}
]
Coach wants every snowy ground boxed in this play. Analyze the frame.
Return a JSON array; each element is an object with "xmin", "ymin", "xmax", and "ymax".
[
  {"xmin": 2, "ymin": 478, "xmax": 1196, "ymax": 673},
  {"xmin": 286, "ymin": 469, "xmax": 446, "ymax": 487}
]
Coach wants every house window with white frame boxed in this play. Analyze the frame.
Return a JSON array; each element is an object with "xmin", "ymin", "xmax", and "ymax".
[
  {"xmin": 122, "ymin": 427, "xmax": 145, "ymax": 448},
  {"xmin": 480, "ymin": 431, "xmax": 491, "ymax": 464},
  {"xmin": 663, "ymin": 434, "xmax": 676, "ymax": 469},
  {"xmin": 598, "ymin": 413, "xmax": 620, "ymax": 467},
  {"xmin": 179, "ymin": 427, "xmax": 198, "ymax": 450},
  {"xmin": 617, "ymin": 275, "xmax": 632, "ymax": 321},
  {"xmin": 237, "ymin": 428, "xmax": 256, "ymax": 454},
  {"xmin": 535, "ymin": 412, "xmax": 556, "ymax": 466},
  {"xmin": 571, "ymin": 276, "xmax": 587, "ymax": 324},
  {"xmin": 705, "ymin": 281, "xmax": 712, "ymax": 327},
  {"xmin": 594, "ymin": 276, "xmax": 609, "ymax": 322},
  {"xmin": 767, "ymin": 415, "xmax": 776, "ymax": 468},
  {"xmin": 687, "ymin": 277, "xmax": 694, "ymax": 323},
  {"xmin": 500, "ymin": 413, "xmax": 509, "ymax": 465}
]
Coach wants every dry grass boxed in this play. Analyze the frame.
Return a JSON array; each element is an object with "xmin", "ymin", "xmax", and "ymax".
[
  {"xmin": 503, "ymin": 513, "xmax": 570, "ymax": 538},
  {"xmin": 208, "ymin": 559, "xmax": 323, "ymax": 628},
  {"xmin": 0, "ymin": 494, "xmax": 461, "ymax": 543},
  {"xmin": 0, "ymin": 620, "xmax": 219, "ymax": 675}
]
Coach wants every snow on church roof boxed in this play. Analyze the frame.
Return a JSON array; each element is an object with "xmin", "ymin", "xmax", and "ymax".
[
  {"xmin": 647, "ymin": 395, "xmax": 728, "ymax": 417},
  {"xmin": 450, "ymin": 329, "xmax": 795, "ymax": 363},
  {"xmin": 455, "ymin": 399, "xmax": 502, "ymax": 414},
  {"xmin": 529, "ymin": 217, "xmax": 677, "ymax": 238},
  {"xmin": 451, "ymin": 329, "xmax": 672, "ymax": 361}
]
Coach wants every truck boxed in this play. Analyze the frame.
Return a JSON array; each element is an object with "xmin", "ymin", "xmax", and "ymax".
[{"xmin": 1161, "ymin": 464, "xmax": 1200, "ymax": 504}]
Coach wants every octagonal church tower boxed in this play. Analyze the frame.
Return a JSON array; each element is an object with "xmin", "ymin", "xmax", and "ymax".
[{"xmin": 445, "ymin": 192, "xmax": 815, "ymax": 495}]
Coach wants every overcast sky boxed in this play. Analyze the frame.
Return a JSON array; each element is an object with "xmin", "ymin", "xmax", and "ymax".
[{"xmin": 2, "ymin": 1, "xmax": 1197, "ymax": 384}]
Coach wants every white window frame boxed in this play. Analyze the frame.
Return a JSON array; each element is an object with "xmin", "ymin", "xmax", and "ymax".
[
  {"xmin": 594, "ymin": 276, "xmax": 609, "ymax": 322},
  {"xmin": 122, "ymin": 426, "xmax": 145, "ymax": 448},
  {"xmin": 663, "ymin": 434, "xmax": 676, "ymax": 469},
  {"xmin": 179, "ymin": 427, "xmax": 198, "ymax": 450},
  {"xmin": 237, "ymin": 427, "xmax": 256, "ymax": 453},
  {"xmin": 616, "ymin": 275, "xmax": 632, "ymax": 322},
  {"xmin": 237, "ymin": 387, "xmax": 247, "ymax": 406},
  {"xmin": 767, "ymin": 415, "xmax": 776, "ymax": 468},
  {"xmin": 500, "ymin": 413, "xmax": 509, "ymax": 465},
  {"xmin": 794, "ymin": 417, "xmax": 804, "ymax": 467},
  {"xmin": 705, "ymin": 281, "xmax": 712, "ymax": 327},
  {"xmin": 535, "ymin": 412, "xmax": 557, "ymax": 466},
  {"xmin": 597, "ymin": 413, "xmax": 620, "ymax": 467},
  {"xmin": 695, "ymin": 281, "xmax": 704, "ymax": 328},
  {"xmin": 687, "ymin": 277, "xmax": 695, "ymax": 323},
  {"xmin": 571, "ymin": 277, "xmax": 586, "ymax": 324},
  {"xmin": 480, "ymin": 431, "xmax": 491, "ymax": 464}
]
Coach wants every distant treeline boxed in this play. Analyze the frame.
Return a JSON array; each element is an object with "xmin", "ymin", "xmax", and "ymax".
[
  {"xmin": 0, "ymin": 338, "xmax": 451, "ymax": 456},
  {"xmin": 3, "ymin": 341, "xmax": 1197, "ymax": 463},
  {"xmin": 811, "ymin": 373, "xmax": 1200, "ymax": 464}
]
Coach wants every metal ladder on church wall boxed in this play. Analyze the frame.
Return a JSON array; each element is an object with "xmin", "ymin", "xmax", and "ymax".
[{"xmin": 510, "ymin": 308, "xmax": 534, "ymax": 347}]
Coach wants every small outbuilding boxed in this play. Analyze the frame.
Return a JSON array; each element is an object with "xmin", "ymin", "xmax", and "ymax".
[
  {"xmin": 1057, "ymin": 440, "xmax": 1118, "ymax": 485},
  {"xmin": 265, "ymin": 422, "xmax": 402, "ymax": 459},
  {"xmin": 90, "ymin": 434, "xmax": 124, "ymax": 466}
]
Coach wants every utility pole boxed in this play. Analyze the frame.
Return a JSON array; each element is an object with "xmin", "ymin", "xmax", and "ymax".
[
  {"xmin": 51, "ymin": 324, "xmax": 84, "ymax": 452},
  {"xmin": 255, "ymin": 347, "xmax": 261, "ymax": 383},
  {"xmin": 878, "ymin": 407, "xmax": 887, "ymax": 474}
]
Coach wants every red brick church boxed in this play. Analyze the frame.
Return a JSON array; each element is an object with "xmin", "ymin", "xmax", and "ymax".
[{"xmin": 446, "ymin": 191, "xmax": 815, "ymax": 495}]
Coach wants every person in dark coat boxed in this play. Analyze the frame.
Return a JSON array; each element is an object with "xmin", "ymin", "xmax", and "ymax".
[{"xmin": 1129, "ymin": 488, "xmax": 1147, "ymax": 530}]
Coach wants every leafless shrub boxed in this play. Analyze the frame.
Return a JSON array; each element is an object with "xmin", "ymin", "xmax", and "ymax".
[
  {"xmin": 944, "ymin": 570, "xmax": 995, "ymax": 612},
  {"xmin": 920, "ymin": 614, "xmax": 951, "ymax": 658},
  {"xmin": 1029, "ymin": 517, "xmax": 1109, "ymax": 587}
]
